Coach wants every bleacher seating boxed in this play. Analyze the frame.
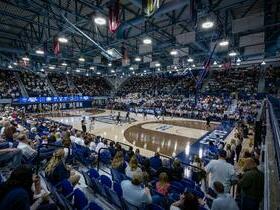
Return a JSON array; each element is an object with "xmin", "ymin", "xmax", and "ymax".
[{"xmin": 0, "ymin": 70, "xmax": 21, "ymax": 99}]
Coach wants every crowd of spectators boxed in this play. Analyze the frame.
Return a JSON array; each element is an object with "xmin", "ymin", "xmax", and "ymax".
[
  {"xmin": 204, "ymin": 67, "xmax": 260, "ymax": 94},
  {"xmin": 72, "ymin": 76, "xmax": 112, "ymax": 96},
  {"xmin": 48, "ymin": 73, "xmax": 79, "ymax": 96},
  {"xmin": 0, "ymin": 106, "xmax": 265, "ymax": 210},
  {"xmin": 20, "ymin": 72, "xmax": 53, "ymax": 97},
  {"xmin": 0, "ymin": 70, "xmax": 21, "ymax": 99},
  {"xmin": 117, "ymin": 74, "xmax": 196, "ymax": 96},
  {"xmin": 265, "ymin": 65, "xmax": 280, "ymax": 95}
]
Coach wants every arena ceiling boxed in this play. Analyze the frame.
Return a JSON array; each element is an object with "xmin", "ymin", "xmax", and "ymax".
[{"xmin": 0, "ymin": 0, "xmax": 279, "ymax": 76}]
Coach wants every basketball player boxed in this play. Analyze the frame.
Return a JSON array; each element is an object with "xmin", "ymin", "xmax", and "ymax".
[
  {"xmin": 81, "ymin": 117, "xmax": 87, "ymax": 133},
  {"xmin": 116, "ymin": 112, "xmax": 121, "ymax": 125},
  {"xmin": 143, "ymin": 109, "xmax": 147, "ymax": 120},
  {"xmin": 206, "ymin": 114, "xmax": 211, "ymax": 129},
  {"xmin": 89, "ymin": 116, "xmax": 95, "ymax": 131},
  {"xmin": 125, "ymin": 111, "xmax": 130, "ymax": 123}
]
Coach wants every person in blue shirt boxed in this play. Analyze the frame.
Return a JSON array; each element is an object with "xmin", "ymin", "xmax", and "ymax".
[
  {"xmin": 149, "ymin": 152, "xmax": 162, "ymax": 171},
  {"xmin": 121, "ymin": 173, "xmax": 152, "ymax": 207}
]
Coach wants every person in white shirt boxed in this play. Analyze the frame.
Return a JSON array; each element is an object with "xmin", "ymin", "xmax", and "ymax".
[
  {"xmin": 205, "ymin": 150, "xmax": 236, "ymax": 194},
  {"xmin": 95, "ymin": 139, "xmax": 108, "ymax": 153},
  {"xmin": 74, "ymin": 132, "xmax": 84, "ymax": 146},
  {"xmin": 125, "ymin": 156, "xmax": 142, "ymax": 179},
  {"xmin": 16, "ymin": 134, "xmax": 37, "ymax": 160}
]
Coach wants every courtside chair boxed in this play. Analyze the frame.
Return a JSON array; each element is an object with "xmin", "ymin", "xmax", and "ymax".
[{"xmin": 100, "ymin": 175, "xmax": 112, "ymax": 188}]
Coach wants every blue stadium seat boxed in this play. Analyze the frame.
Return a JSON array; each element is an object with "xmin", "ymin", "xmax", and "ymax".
[
  {"xmin": 88, "ymin": 168, "xmax": 100, "ymax": 179},
  {"xmin": 111, "ymin": 168, "xmax": 128, "ymax": 183},
  {"xmin": 113, "ymin": 182, "xmax": 123, "ymax": 197},
  {"xmin": 149, "ymin": 203, "xmax": 164, "ymax": 210},
  {"xmin": 60, "ymin": 179, "xmax": 74, "ymax": 197},
  {"xmin": 73, "ymin": 188, "xmax": 88, "ymax": 210},
  {"xmin": 88, "ymin": 201, "xmax": 103, "ymax": 210},
  {"xmin": 107, "ymin": 187, "xmax": 123, "ymax": 209},
  {"xmin": 100, "ymin": 175, "xmax": 112, "ymax": 188},
  {"xmin": 122, "ymin": 198, "xmax": 141, "ymax": 210}
]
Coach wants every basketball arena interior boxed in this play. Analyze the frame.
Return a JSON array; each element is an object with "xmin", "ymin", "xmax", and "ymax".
[{"xmin": 0, "ymin": 0, "xmax": 279, "ymax": 210}]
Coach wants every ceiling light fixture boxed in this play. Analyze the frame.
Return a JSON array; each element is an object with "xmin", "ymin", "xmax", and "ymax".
[
  {"xmin": 155, "ymin": 63, "xmax": 161, "ymax": 67},
  {"xmin": 90, "ymin": 66, "xmax": 95, "ymax": 70},
  {"xmin": 135, "ymin": 57, "xmax": 141, "ymax": 62},
  {"xmin": 228, "ymin": 51, "xmax": 237, "ymax": 57},
  {"xmin": 236, "ymin": 63, "xmax": 240, "ymax": 66},
  {"xmin": 129, "ymin": 67, "xmax": 134, "ymax": 70},
  {"xmin": 61, "ymin": 62, "xmax": 67, "ymax": 66},
  {"xmin": 192, "ymin": 64, "xmax": 196, "ymax": 68},
  {"xmin": 76, "ymin": 69, "xmax": 81, "ymax": 72},
  {"xmin": 40, "ymin": 68, "xmax": 44, "ymax": 72},
  {"xmin": 187, "ymin": 57, "xmax": 194, "ymax": 62},
  {"xmin": 213, "ymin": 61, "xmax": 217, "ymax": 65},
  {"xmin": 143, "ymin": 38, "xmax": 152, "ymax": 45},
  {"xmin": 13, "ymin": 62, "xmax": 18, "ymax": 66},
  {"xmin": 86, "ymin": 73, "xmax": 89, "ymax": 76},
  {"xmin": 111, "ymin": 69, "xmax": 115, "ymax": 73},
  {"xmin": 58, "ymin": 37, "xmax": 68, "ymax": 43},
  {"xmin": 201, "ymin": 20, "xmax": 214, "ymax": 29},
  {"xmin": 96, "ymin": 72, "xmax": 101, "ymax": 75},
  {"xmin": 94, "ymin": 17, "xmax": 106, "ymax": 25},
  {"xmin": 237, "ymin": 58, "xmax": 241, "ymax": 63},
  {"xmin": 261, "ymin": 60, "xmax": 266, "ymax": 65},
  {"xmin": 219, "ymin": 40, "xmax": 229, "ymax": 46},
  {"xmin": 78, "ymin": 57, "xmax": 85, "ymax": 62},
  {"xmin": 8, "ymin": 65, "xmax": 12, "ymax": 69},
  {"xmin": 66, "ymin": 71, "xmax": 69, "ymax": 74},
  {"xmin": 22, "ymin": 56, "xmax": 30, "ymax": 61},
  {"xmin": 170, "ymin": 49, "xmax": 178, "ymax": 56},
  {"xmin": 36, "ymin": 49, "xmax": 44, "ymax": 55},
  {"xmin": 108, "ymin": 62, "xmax": 112, "ymax": 67},
  {"xmin": 49, "ymin": 66, "xmax": 55, "ymax": 69}
]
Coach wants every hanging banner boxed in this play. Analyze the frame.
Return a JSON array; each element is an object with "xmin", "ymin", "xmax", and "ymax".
[
  {"xmin": 108, "ymin": 0, "xmax": 121, "ymax": 33},
  {"xmin": 143, "ymin": 0, "xmax": 160, "ymax": 17}
]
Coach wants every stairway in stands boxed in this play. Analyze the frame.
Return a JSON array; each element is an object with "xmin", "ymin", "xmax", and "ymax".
[
  {"xmin": 45, "ymin": 76, "xmax": 58, "ymax": 96},
  {"xmin": 14, "ymin": 72, "xmax": 28, "ymax": 97}
]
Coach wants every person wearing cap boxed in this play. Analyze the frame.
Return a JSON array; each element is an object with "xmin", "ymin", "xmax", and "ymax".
[{"xmin": 205, "ymin": 150, "xmax": 236, "ymax": 194}]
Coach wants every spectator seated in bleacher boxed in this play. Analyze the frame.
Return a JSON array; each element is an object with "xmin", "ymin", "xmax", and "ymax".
[
  {"xmin": 45, "ymin": 149, "xmax": 80, "ymax": 186},
  {"xmin": 0, "ymin": 165, "xmax": 56, "ymax": 210},
  {"xmin": 170, "ymin": 192, "xmax": 200, "ymax": 210},
  {"xmin": 125, "ymin": 155, "xmax": 142, "ymax": 179},
  {"xmin": 121, "ymin": 173, "xmax": 152, "ymax": 207},
  {"xmin": 0, "ymin": 70, "xmax": 21, "ymax": 99}
]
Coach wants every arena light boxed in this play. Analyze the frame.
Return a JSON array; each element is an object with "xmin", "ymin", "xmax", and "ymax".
[
  {"xmin": 170, "ymin": 49, "xmax": 178, "ymax": 56},
  {"xmin": 90, "ymin": 66, "xmax": 95, "ymax": 70},
  {"xmin": 237, "ymin": 58, "xmax": 241, "ymax": 63},
  {"xmin": 155, "ymin": 63, "xmax": 161, "ymax": 67},
  {"xmin": 22, "ymin": 56, "xmax": 30, "ymax": 61},
  {"xmin": 86, "ymin": 73, "xmax": 89, "ymax": 76},
  {"xmin": 187, "ymin": 57, "xmax": 194, "ymax": 63},
  {"xmin": 13, "ymin": 62, "xmax": 18, "ymax": 66},
  {"xmin": 192, "ymin": 64, "xmax": 196, "ymax": 68},
  {"xmin": 236, "ymin": 62, "xmax": 240, "ymax": 66},
  {"xmin": 76, "ymin": 69, "xmax": 81, "ymax": 72},
  {"xmin": 49, "ymin": 66, "xmax": 55, "ymax": 70},
  {"xmin": 66, "ymin": 71, "xmax": 69, "ymax": 74},
  {"xmin": 108, "ymin": 62, "xmax": 112, "ymax": 67},
  {"xmin": 40, "ymin": 68, "xmax": 44, "ymax": 72},
  {"xmin": 8, "ymin": 65, "xmax": 12, "ymax": 69},
  {"xmin": 111, "ymin": 69, "xmax": 115, "ymax": 73},
  {"xmin": 201, "ymin": 20, "xmax": 214, "ymax": 29},
  {"xmin": 58, "ymin": 37, "xmax": 68, "ymax": 43},
  {"xmin": 228, "ymin": 51, "xmax": 237, "ymax": 57},
  {"xmin": 96, "ymin": 72, "xmax": 101, "ymax": 75},
  {"xmin": 174, "ymin": 66, "xmax": 177, "ymax": 70},
  {"xmin": 94, "ymin": 17, "xmax": 106, "ymax": 25},
  {"xmin": 135, "ymin": 57, "xmax": 141, "ymax": 62},
  {"xmin": 78, "ymin": 57, "xmax": 85, "ymax": 62},
  {"xmin": 35, "ymin": 49, "xmax": 44, "ymax": 55},
  {"xmin": 132, "ymin": 71, "xmax": 135, "ymax": 74},
  {"xmin": 218, "ymin": 64, "xmax": 222, "ymax": 68},
  {"xmin": 219, "ymin": 40, "xmax": 229, "ymax": 46},
  {"xmin": 213, "ymin": 61, "xmax": 217, "ymax": 65},
  {"xmin": 129, "ymin": 66, "xmax": 134, "ymax": 70},
  {"xmin": 157, "ymin": 68, "xmax": 161, "ymax": 71},
  {"xmin": 261, "ymin": 60, "xmax": 266, "ymax": 65},
  {"xmin": 143, "ymin": 38, "xmax": 152, "ymax": 45}
]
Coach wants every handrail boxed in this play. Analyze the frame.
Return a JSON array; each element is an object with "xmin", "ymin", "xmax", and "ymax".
[{"xmin": 268, "ymin": 100, "xmax": 280, "ymax": 175}]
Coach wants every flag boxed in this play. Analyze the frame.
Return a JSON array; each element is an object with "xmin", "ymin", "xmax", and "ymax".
[{"xmin": 53, "ymin": 37, "xmax": 60, "ymax": 56}]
